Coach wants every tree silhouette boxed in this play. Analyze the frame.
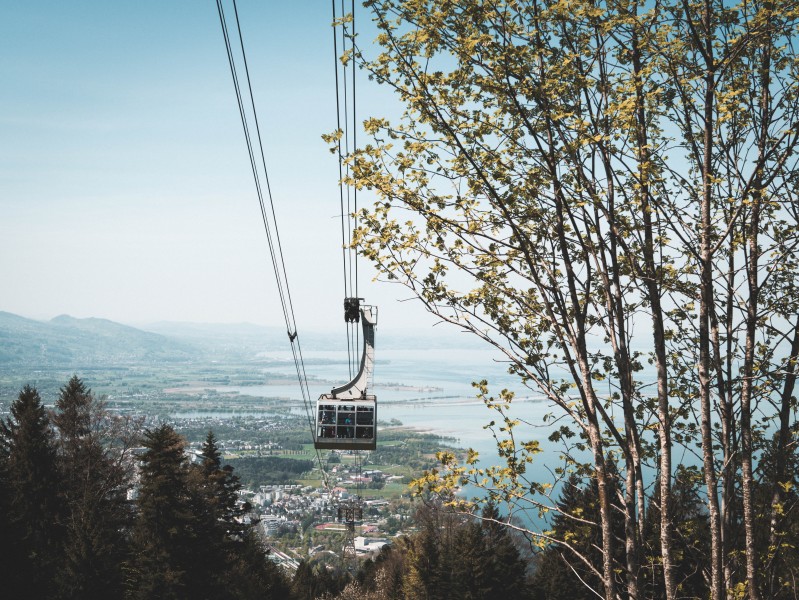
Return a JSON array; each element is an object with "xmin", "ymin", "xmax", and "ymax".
[
  {"xmin": 53, "ymin": 375, "xmax": 133, "ymax": 599},
  {"xmin": 0, "ymin": 385, "xmax": 63, "ymax": 598},
  {"xmin": 126, "ymin": 424, "xmax": 195, "ymax": 600}
]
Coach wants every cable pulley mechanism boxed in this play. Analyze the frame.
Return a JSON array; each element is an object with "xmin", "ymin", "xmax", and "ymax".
[{"xmin": 344, "ymin": 297, "xmax": 361, "ymax": 323}]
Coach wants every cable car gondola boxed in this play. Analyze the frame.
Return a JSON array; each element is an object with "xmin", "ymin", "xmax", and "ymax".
[
  {"xmin": 216, "ymin": 0, "xmax": 376, "ymax": 455},
  {"xmin": 315, "ymin": 302, "xmax": 377, "ymax": 451}
]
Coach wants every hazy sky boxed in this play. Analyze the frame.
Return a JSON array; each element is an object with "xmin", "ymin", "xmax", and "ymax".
[{"xmin": 1, "ymin": 1, "xmax": 434, "ymax": 333}]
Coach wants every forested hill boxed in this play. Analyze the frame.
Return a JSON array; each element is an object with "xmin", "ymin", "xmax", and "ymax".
[
  {"xmin": 0, "ymin": 311, "xmax": 483, "ymax": 368},
  {"xmin": 0, "ymin": 312, "xmax": 195, "ymax": 366}
]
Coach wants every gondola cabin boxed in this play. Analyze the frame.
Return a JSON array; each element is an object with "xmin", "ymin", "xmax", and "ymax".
[
  {"xmin": 314, "ymin": 303, "xmax": 377, "ymax": 451},
  {"xmin": 315, "ymin": 397, "xmax": 376, "ymax": 450}
]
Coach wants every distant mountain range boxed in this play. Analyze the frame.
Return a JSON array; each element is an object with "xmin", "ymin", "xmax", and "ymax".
[
  {"xmin": 0, "ymin": 312, "xmax": 197, "ymax": 366},
  {"xmin": 0, "ymin": 311, "xmax": 482, "ymax": 368}
]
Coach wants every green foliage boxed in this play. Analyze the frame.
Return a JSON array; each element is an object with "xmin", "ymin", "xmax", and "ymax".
[
  {"xmin": 54, "ymin": 375, "xmax": 92, "ymax": 439},
  {"xmin": 0, "ymin": 385, "xmax": 63, "ymax": 598},
  {"xmin": 226, "ymin": 531, "xmax": 295, "ymax": 600},
  {"xmin": 347, "ymin": 0, "xmax": 799, "ymax": 597},
  {"xmin": 53, "ymin": 375, "xmax": 133, "ymax": 599},
  {"xmin": 127, "ymin": 424, "xmax": 295, "ymax": 600},
  {"xmin": 340, "ymin": 501, "xmax": 532, "ymax": 600},
  {"xmin": 292, "ymin": 559, "xmax": 349, "ymax": 600},
  {"xmin": 227, "ymin": 455, "xmax": 314, "ymax": 487},
  {"xmin": 354, "ymin": 545, "xmax": 407, "ymax": 600},
  {"xmin": 0, "ymin": 378, "xmax": 295, "ymax": 600},
  {"xmin": 640, "ymin": 467, "xmax": 709, "ymax": 600},
  {"xmin": 196, "ymin": 430, "xmax": 248, "ymax": 536},
  {"xmin": 531, "ymin": 475, "xmax": 622, "ymax": 600},
  {"xmin": 752, "ymin": 427, "xmax": 799, "ymax": 598},
  {"xmin": 371, "ymin": 433, "xmax": 452, "ymax": 473},
  {"xmin": 126, "ymin": 424, "xmax": 196, "ymax": 599}
]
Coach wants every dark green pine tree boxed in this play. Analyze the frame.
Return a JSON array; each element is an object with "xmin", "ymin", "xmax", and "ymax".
[
  {"xmin": 641, "ymin": 467, "xmax": 709, "ymax": 600},
  {"xmin": 200, "ymin": 429, "xmax": 222, "ymax": 470},
  {"xmin": 129, "ymin": 426, "xmax": 293, "ymax": 600},
  {"xmin": 358, "ymin": 543, "xmax": 407, "ymax": 599},
  {"xmin": 187, "ymin": 431, "xmax": 229, "ymax": 599},
  {"xmin": 404, "ymin": 507, "xmax": 446, "ymax": 599},
  {"xmin": 0, "ymin": 427, "xmax": 12, "ymax": 594},
  {"xmin": 403, "ymin": 501, "xmax": 479, "ymax": 600},
  {"xmin": 126, "ymin": 424, "xmax": 196, "ymax": 600},
  {"xmin": 292, "ymin": 560, "xmax": 321, "ymax": 600},
  {"xmin": 193, "ymin": 430, "xmax": 294, "ymax": 599},
  {"xmin": 421, "ymin": 502, "xmax": 533, "ymax": 600},
  {"xmin": 198, "ymin": 430, "xmax": 247, "ymax": 537},
  {"xmin": 450, "ymin": 521, "xmax": 489, "ymax": 600},
  {"xmin": 226, "ymin": 531, "xmax": 296, "ymax": 600},
  {"xmin": 292, "ymin": 559, "xmax": 347, "ymax": 600},
  {"xmin": 479, "ymin": 502, "xmax": 532, "ymax": 600},
  {"xmin": 53, "ymin": 375, "xmax": 92, "ymax": 442},
  {"xmin": 0, "ymin": 385, "xmax": 64, "ymax": 599},
  {"xmin": 531, "ymin": 474, "xmax": 614, "ymax": 600},
  {"xmin": 186, "ymin": 430, "xmax": 246, "ymax": 599},
  {"xmin": 53, "ymin": 375, "xmax": 132, "ymax": 600}
]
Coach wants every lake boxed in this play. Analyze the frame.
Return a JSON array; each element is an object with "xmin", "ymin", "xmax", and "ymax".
[
  {"xmin": 197, "ymin": 347, "xmax": 558, "ymax": 457},
  {"xmin": 174, "ymin": 346, "xmax": 572, "ymax": 525}
]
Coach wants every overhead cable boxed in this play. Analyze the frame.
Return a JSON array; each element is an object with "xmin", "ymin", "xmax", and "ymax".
[
  {"xmin": 333, "ymin": 0, "xmax": 362, "ymax": 378},
  {"xmin": 215, "ymin": 0, "xmax": 331, "ymax": 492}
]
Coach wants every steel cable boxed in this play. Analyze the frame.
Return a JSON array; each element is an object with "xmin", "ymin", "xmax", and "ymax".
[{"xmin": 216, "ymin": 0, "xmax": 331, "ymax": 493}]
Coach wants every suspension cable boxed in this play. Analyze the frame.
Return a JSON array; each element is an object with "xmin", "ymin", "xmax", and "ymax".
[
  {"xmin": 333, "ymin": 0, "xmax": 363, "ymax": 379},
  {"xmin": 349, "ymin": 0, "xmax": 361, "ymax": 376},
  {"xmin": 215, "ymin": 0, "xmax": 331, "ymax": 492},
  {"xmin": 351, "ymin": 0, "xmax": 358, "ymax": 304},
  {"xmin": 333, "ymin": 0, "xmax": 366, "ymax": 520},
  {"xmin": 331, "ymin": 0, "xmax": 353, "ymax": 378}
]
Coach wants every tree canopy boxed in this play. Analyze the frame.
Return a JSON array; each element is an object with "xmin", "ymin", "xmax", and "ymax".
[
  {"xmin": 347, "ymin": 1, "xmax": 799, "ymax": 598},
  {"xmin": 0, "ymin": 379, "xmax": 294, "ymax": 600}
]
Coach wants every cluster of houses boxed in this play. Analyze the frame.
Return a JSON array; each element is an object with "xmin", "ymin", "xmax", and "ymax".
[
  {"xmin": 168, "ymin": 424, "xmax": 403, "ymax": 568},
  {"xmin": 238, "ymin": 484, "xmax": 392, "ymax": 566}
]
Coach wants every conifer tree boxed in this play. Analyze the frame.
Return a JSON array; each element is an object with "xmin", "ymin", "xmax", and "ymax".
[
  {"xmin": 641, "ymin": 467, "xmax": 709, "ymax": 600},
  {"xmin": 530, "ymin": 475, "xmax": 618, "ymax": 600},
  {"xmin": 126, "ymin": 424, "xmax": 195, "ymax": 600},
  {"xmin": 128, "ymin": 425, "xmax": 292, "ymax": 600},
  {"xmin": 346, "ymin": 502, "xmax": 531, "ymax": 600},
  {"xmin": 53, "ymin": 376, "xmax": 133, "ymax": 600},
  {"xmin": 366, "ymin": 544, "xmax": 406, "ymax": 599},
  {"xmin": 186, "ymin": 429, "xmax": 249, "ymax": 599},
  {"xmin": 0, "ymin": 385, "xmax": 63, "ymax": 599},
  {"xmin": 450, "ymin": 521, "xmax": 488, "ymax": 600},
  {"xmin": 478, "ymin": 503, "xmax": 531, "ymax": 599},
  {"xmin": 226, "ymin": 531, "xmax": 296, "ymax": 600},
  {"xmin": 292, "ymin": 560, "xmax": 319, "ymax": 600},
  {"xmin": 404, "ymin": 502, "xmax": 511, "ymax": 600},
  {"xmin": 198, "ymin": 430, "xmax": 247, "ymax": 537},
  {"xmin": 293, "ymin": 560, "xmax": 346, "ymax": 600},
  {"xmin": 53, "ymin": 375, "xmax": 92, "ymax": 442},
  {"xmin": 0, "ymin": 429, "xmax": 12, "ymax": 594},
  {"xmin": 402, "ymin": 506, "xmax": 448, "ymax": 599}
]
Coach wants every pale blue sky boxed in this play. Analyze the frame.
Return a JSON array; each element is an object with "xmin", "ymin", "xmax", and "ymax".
[{"xmin": 1, "ymin": 1, "xmax": 430, "ymax": 333}]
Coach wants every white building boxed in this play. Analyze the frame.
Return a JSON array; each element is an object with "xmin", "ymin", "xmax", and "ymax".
[{"xmin": 354, "ymin": 536, "xmax": 389, "ymax": 557}]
